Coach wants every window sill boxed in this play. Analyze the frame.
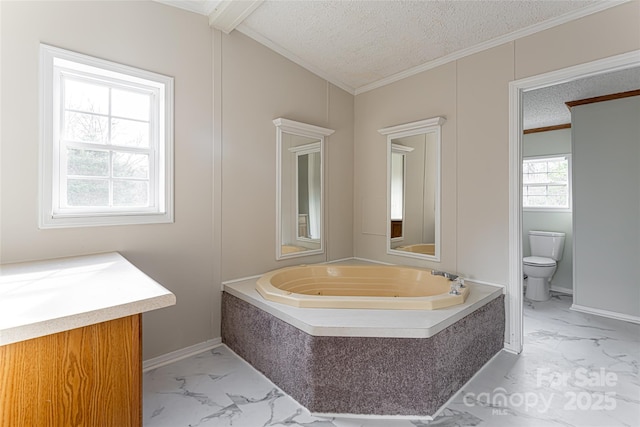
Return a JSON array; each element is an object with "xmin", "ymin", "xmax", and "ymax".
[
  {"xmin": 523, "ymin": 207, "xmax": 572, "ymax": 213},
  {"xmin": 39, "ymin": 211, "xmax": 174, "ymax": 229}
]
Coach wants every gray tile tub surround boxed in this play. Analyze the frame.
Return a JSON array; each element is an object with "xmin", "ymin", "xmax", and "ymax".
[{"xmin": 221, "ymin": 292, "xmax": 505, "ymax": 417}]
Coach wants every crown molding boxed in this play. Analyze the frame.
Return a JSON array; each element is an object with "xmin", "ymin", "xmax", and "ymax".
[
  {"xmin": 156, "ymin": 0, "xmax": 629, "ymax": 98},
  {"xmin": 354, "ymin": 0, "xmax": 630, "ymax": 95},
  {"xmin": 153, "ymin": 0, "xmax": 221, "ymax": 16}
]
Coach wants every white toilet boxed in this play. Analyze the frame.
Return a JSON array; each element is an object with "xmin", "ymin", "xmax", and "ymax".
[{"xmin": 523, "ymin": 231, "xmax": 565, "ymax": 301}]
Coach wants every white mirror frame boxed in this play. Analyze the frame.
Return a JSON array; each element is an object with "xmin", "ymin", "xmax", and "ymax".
[
  {"xmin": 274, "ymin": 118, "xmax": 334, "ymax": 260},
  {"xmin": 378, "ymin": 116, "xmax": 446, "ymax": 262}
]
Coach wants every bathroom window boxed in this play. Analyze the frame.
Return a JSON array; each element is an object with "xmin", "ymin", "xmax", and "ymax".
[
  {"xmin": 39, "ymin": 45, "xmax": 174, "ymax": 228},
  {"xmin": 523, "ymin": 155, "xmax": 571, "ymax": 211}
]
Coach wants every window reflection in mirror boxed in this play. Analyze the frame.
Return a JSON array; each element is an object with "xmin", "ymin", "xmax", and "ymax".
[
  {"xmin": 283, "ymin": 138, "xmax": 321, "ymax": 255},
  {"xmin": 379, "ymin": 117, "xmax": 445, "ymax": 261},
  {"xmin": 297, "ymin": 151, "xmax": 321, "ymax": 240},
  {"xmin": 274, "ymin": 118, "xmax": 334, "ymax": 260}
]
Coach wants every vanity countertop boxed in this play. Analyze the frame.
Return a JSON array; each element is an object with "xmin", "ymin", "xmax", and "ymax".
[{"xmin": 0, "ymin": 252, "xmax": 176, "ymax": 346}]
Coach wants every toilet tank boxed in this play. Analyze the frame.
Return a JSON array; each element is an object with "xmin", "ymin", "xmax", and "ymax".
[{"xmin": 529, "ymin": 231, "xmax": 566, "ymax": 261}]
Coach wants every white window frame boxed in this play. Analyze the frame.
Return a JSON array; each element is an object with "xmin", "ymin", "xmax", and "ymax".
[
  {"xmin": 523, "ymin": 154, "xmax": 572, "ymax": 212},
  {"xmin": 39, "ymin": 44, "xmax": 174, "ymax": 228}
]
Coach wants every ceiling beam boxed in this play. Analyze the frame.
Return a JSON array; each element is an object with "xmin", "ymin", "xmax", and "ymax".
[{"xmin": 209, "ymin": 0, "xmax": 264, "ymax": 34}]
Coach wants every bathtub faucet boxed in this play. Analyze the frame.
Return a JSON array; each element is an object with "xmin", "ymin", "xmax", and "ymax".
[{"xmin": 431, "ymin": 270, "xmax": 458, "ymax": 281}]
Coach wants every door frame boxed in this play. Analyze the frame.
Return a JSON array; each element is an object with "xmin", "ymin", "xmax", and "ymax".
[{"xmin": 506, "ymin": 50, "xmax": 640, "ymax": 353}]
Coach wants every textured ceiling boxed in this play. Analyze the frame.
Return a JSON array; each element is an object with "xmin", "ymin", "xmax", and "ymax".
[
  {"xmin": 239, "ymin": 0, "xmax": 601, "ymax": 91},
  {"xmin": 523, "ymin": 67, "xmax": 640, "ymax": 129},
  {"xmin": 153, "ymin": 0, "xmax": 637, "ymax": 128}
]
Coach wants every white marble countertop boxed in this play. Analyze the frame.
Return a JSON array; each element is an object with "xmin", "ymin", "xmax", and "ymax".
[
  {"xmin": 0, "ymin": 252, "xmax": 176, "ymax": 346},
  {"xmin": 224, "ymin": 264, "xmax": 504, "ymax": 339}
]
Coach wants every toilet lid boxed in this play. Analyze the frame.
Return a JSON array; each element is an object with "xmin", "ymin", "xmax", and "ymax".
[{"xmin": 523, "ymin": 256, "xmax": 556, "ymax": 267}]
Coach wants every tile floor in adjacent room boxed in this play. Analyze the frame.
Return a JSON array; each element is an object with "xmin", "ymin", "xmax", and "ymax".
[{"xmin": 143, "ymin": 292, "xmax": 640, "ymax": 427}]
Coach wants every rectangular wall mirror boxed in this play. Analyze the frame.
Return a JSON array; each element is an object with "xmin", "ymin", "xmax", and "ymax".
[
  {"xmin": 379, "ymin": 117, "xmax": 445, "ymax": 262},
  {"xmin": 274, "ymin": 118, "xmax": 334, "ymax": 260}
]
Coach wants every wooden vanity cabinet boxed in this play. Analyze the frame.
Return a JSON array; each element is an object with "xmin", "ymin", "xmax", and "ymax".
[{"xmin": 0, "ymin": 314, "xmax": 142, "ymax": 427}]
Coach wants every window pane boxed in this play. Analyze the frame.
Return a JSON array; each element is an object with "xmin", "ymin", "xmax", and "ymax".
[
  {"xmin": 549, "ymin": 195, "xmax": 568, "ymax": 207},
  {"xmin": 64, "ymin": 111, "xmax": 108, "ymax": 143},
  {"xmin": 113, "ymin": 152, "xmax": 149, "ymax": 178},
  {"xmin": 67, "ymin": 148, "xmax": 109, "ymax": 177},
  {"xmin": 67, "ymin": 179, "xmax": 109, "ymax": 206},
  {"xmin": 523, "ymin": 156, "xmax": 569, "ymax": 209},
  {"xmin": 111, "ymin": 118, "xmax": 150, "ymax": 147},
  {"xmin": 548, "ymin": 172, "xmax": 567, "ymax": 183},
  {"xmin": 524, "ymin": 173, "xmax": 548, "ymax": 184},
  {"xmin": 547, "ymin": 161, "xmax": 567, "ymax": 173},
  {"xmin": 529, "ymin": 162, "xmax": 548, "ymax": 173},
  {"xmin": 113, "ymin": 180, "xmax": 148, "ymax": 206},
  {"xmin": 548, "ymin": 186, "xmax": 567, "ymax": 196},
  {"xmin": 64, "ymin": 79, "xmax": 109, "ymax": 114},
  {"xmin": 111, "ymin": 89, "xmax": 151, "ymax": 121},
  {"xmin": 527, "ymin": 185, "xmax": 547, "ymax": 196},
  {"xmin": 527, "ymin": 195, "xmax": 548, "ymax": 207}
]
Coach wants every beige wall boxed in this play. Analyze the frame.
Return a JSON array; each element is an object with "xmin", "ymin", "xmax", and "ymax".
[
  {"xmin": 1, "ymin": 0, "xmax": 637, "ymax": 359},
  {"xmin": 515, "ymin": 2, "xmax": 640, "ymax": 79},
  {"xmin": 218, "ymin": 31, "xmax": 354, "ymax": 281},
  {"xmin": 354, "ymin": 62, "xmax": 458, "ymax": 271},
  {"xmin": 0, "ymin": 1, "xmax": 214, "ymax": 359},
  {"xmin": 353, "ymin": 2, "xmax": 638, "ymax": 347},
  {"xmin": 354, "ymin": 2, "xmax": 639, "ymax": 289},
  {"xmin": 0, "ymin": 2, "xmax": 354, "ymax": 360},
  {"xmin": 456, "ymin": 43, "xmax": 514, "ymax": 285}
]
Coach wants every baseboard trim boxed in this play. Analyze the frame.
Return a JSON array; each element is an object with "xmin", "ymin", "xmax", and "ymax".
[
  {"xmin": 310, "ymin": 411, "xmax": 434, "ymax": 421},
  {"xmin": 143, "ymin": 338, "xmax": 223, "ymax": 372},
  {"xmin": 571, "ymin": 304, "xmax": 640, "ymax": 325},
  {"xmin": 324, "ymin": 257, "xmax": 357, "ymax": 264},
  {"xmin": 551, "ymin": 285, "xmax": 573, "ymax": 295},
  {"xmin": 502, "ymin": 345, "xmax": 520, "ymax": 355},
  {"xmin": 352, "ymin": 257, "xmax": 394, "ymax": 265}
]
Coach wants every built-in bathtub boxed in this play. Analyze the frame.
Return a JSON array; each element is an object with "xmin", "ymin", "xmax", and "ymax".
[
  {"xmin": 222, "ymin": 261, "xmax": 504, "ymax": 418},
  {"xmin": 256, "ymin": 264, "xmax": 469, "ymax": 310}
]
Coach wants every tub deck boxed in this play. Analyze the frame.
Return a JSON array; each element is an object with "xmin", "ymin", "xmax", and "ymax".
[{"xmin": 224, "ymin": 274, "xmax": 502, "ymax": 338}]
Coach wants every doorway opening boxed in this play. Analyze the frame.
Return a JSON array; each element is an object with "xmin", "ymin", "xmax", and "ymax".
[{"xmin": 507, "ymin": 50, "xmax": 640, "ymax": 353}]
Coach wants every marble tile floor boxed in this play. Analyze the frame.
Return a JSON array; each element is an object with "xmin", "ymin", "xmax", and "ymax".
[{"xmin": 143, "ymin": 292, "xmax": 639, "ymax": 427}]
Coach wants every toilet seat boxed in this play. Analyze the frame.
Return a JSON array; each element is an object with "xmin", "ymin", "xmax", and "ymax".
[{"xmin": 523, "ymin": 256, "xmax": 556, "ymax": 267}]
